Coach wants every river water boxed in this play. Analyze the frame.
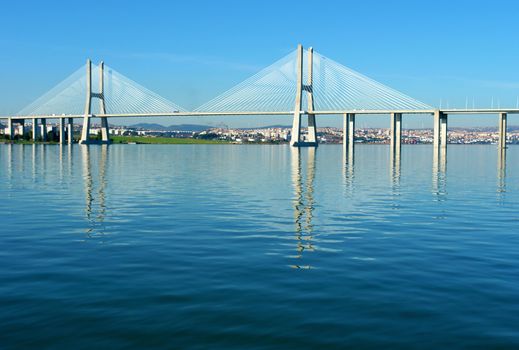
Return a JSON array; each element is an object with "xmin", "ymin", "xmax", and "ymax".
[{"xmin": 0, "ymin": 144, "xmax": 518, "ymax": 349}]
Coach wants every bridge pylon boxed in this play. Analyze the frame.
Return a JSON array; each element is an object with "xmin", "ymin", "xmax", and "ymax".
[
  {"xmin": 291, "ymin": 45, "xmax": 318, "ymax": 147},
  {"xmin": 79, "ymin": 59, "xmax": 110, "ymax": 144}
]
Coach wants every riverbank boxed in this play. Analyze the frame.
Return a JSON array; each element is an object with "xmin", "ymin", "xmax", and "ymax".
[
  {"xmin": 111, "ymin": 136, "xmax": 229, "ymax": 144},
  {"xmin": 0, "ymin": 136, "xmax": 229, "ymax": 145},
  {"xmin": 0, "ymin": 140, "xmax": 59, "ymax": 145}
]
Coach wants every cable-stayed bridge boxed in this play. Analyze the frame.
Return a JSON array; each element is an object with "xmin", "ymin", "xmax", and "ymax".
[{"xmin": 1, "ymin": 44, "xmax": 517, "ymax": 150}]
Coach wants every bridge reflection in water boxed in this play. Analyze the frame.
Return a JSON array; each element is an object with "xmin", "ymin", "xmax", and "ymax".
[
  {"xmin": 0, "ymin": 143, "xmax": 511, "ymax": 250},
  {"xmin": 342, "ymin": 142, "xmax": 354, "ymax": 193},
  {"xmin": 290, "ymin": 147, "xmax": 316, "ymax": 269},
  {"xmin": 432, "ymin": 147, "xmax": 447, "ymax": 198},
  {"xmin": 497, "ymin": 147, "xmax": 507, "ymax": 195},
  {"xmin": 81, "ymin": 145, "xmax": 108, "ymax": 238},
  {"xmin": 390, "ymin": 146, "xmax": 401, "ymax": 190},
  {"xmin": 74, "ymin": 144, "xmax": 509, "ymax": 244}
]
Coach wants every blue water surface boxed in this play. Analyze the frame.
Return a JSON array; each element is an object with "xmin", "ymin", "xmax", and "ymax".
[{"xmin": 0, "ymin": 144, "xmax": 518, "ymax": 349}]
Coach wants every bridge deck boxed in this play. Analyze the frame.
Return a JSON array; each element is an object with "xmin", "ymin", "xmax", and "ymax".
[{"xmin": 1, "ymin": 108, "xmax": 519, "ymax": 120}]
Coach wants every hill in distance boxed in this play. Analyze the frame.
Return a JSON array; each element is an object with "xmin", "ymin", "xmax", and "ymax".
[
  {"xmin": 128, "ymin": 123, "xmax": 294, "ymax": 132},
  {"xmin": 129, "ymin": 123, "xmax": 212, "ymax": 132}
]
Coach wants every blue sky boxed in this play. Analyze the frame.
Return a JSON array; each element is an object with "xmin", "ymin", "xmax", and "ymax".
[{"xmin": 1, "ymin": 0, "xmax": 519, "ymax": 127}]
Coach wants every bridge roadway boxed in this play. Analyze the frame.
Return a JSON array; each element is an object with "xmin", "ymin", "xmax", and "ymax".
[
  {"xmin": 2, "ymin": 108, "xmax": 519, "ymax": 119},
  {"xmin": 1, "ymin": 108, "xmax": 517, "ymax": 149}
]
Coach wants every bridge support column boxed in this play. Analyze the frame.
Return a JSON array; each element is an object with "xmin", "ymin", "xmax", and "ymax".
[
  {"xmin": 7, "ymin": 118, "xmax": 13, "ymax": 140},
  {"xmin": 390, "ymin": 112, "xmax": 402, "ymax": 153},
  {"xmin": 80, "ymin": 116, "xmax": 91, "ymax": 144},
  {"xmin": 440, "ymin": 113, "xmax": 448, "ymax": 149},
  {"xmin": 40, "ymin": 118, "xmax": 47, "ymax": 141},
  {"xmin": 59, "ymin": 118, "xmax": 65, "ymax": 144},
  {"xmin": 67, "ymin": 118, "xmax": 73, "ymax": 144},
  {"xmin": 19, "ymin": 119, "xmax": 25, "ymax": 138},
  {"xmin": 307, "ymin": 114, "xmax": 317, "ymax": 145},
  {"xmin": 433, "ymin": 110, "xmax": 440, "ymax": 150},
  {"xmin": 342, "ymin": 113, "xmax": 348, "ymax": 146},
  {"xmin": 433, "ymin": 110, "xmax": 447, "ymax": 149},
  {"xmin": 32, "ymin": 118, "xmax": 38, "ymax": 141},
  {"xmin": 290, "ymin": 112, "xmax": 302, "ymax": 146},
  {"xmin": 348, "ymin": 113, "xmax": 355, "ymax": 149},
  {"xmin": 499, "ymin": 112, "xmax": 507, "ymax": 149},
  {"xmin": 100, "ymin": 117, "xmax": 109, "ymax": 143}
]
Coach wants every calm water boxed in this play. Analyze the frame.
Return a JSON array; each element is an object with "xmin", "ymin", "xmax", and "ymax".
[{"xmin": 1, "ymin": 144, "xmax": 518, "ymax": 349}]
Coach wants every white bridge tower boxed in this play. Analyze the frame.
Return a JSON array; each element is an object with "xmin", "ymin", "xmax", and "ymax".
[
  {"xmin": 291, "ymin": 45, "xmax": 318, "ymax": 147},
  {"xmin": 79, "ymin": 59, "xmax": 110, "ymax": 144}
]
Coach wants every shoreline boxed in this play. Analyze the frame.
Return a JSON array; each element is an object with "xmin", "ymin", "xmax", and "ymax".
[{"xmin": 0, "ymin": 138, "xmax": 512, "ymax": 146}]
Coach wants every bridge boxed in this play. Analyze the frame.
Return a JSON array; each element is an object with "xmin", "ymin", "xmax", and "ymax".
[{"xmin": 0, "ymin": 44, "xmax": 517, "ymax": 152}]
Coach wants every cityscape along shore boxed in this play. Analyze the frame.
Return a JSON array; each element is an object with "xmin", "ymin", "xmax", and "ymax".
[{"xmin": 2, "ymin": 121, "xmax": 518, "ymax": 145}]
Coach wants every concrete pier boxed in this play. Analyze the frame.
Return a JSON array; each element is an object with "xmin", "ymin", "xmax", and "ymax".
[
  {"xmin": 40, "ymin": 118, "xmax": 47, "ymax": 141},
  {"xmin": 440, "ymin": 113, "xmax": 448, "ymax": 149},
  {"xmin": 433, "ymin": 110, "xmax": 448, "ymax": 149},
  {"xmin": 100, "ymin": 117, "xmax": 109, "ymax": 142},
  {"xmin": 7, "ymin": 118, "xmax": 26, "ymax": 139},
  {"xmin": 59, "ymin": 118, "xmax": 65, "ymax": 144},
  {"xmin": 19, "ymin": 119, "xmax": 25, "ymax": 138},
  {"xmin": 348, "ymin": 113, "xmax": 355, "ymax": 149},
  {"xmin": 499, "ymin": 112, "xmax": 507, "ymax": 149},
  {"xmin": 342, "ymin": 113, "xmax": 348, "ymax": 146},
  {"xmin": 80, "ymin": 116, "xmax": 91, "ymax": 144},
  {"xmin": 32, "ymin": 118, "xmax": 38, "ymax": 140},
  {"xmin": 433, "ymin": 110, "xmax": 440, "ymax": 149},
  {"xmin": 7, "ymin": 118, "xmax": 13, "ymax": 140},
  {"xmin": 390, "ymin": 112, "xmax": 402, "ymax": 153},
  {"xmin": 67, "ymin": 118, "xmax": 73, "ymax": 144}
]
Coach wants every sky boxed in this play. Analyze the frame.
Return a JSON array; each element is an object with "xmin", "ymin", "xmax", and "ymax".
[{"xmin": 1, "ymin": 0, "xmax": 519, "ymax": 128}]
